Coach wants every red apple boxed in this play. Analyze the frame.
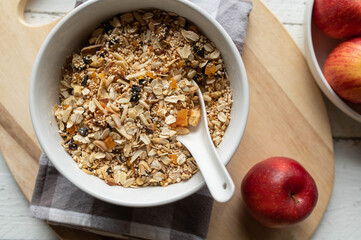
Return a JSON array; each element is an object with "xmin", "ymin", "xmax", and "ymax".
[
  {"xmin": 313, "ymin": 0, "xmax": 361, "ymax": 39},
  {"xmin": 241, "ymin": 157, "xmax": 318, "ymax": 228},
  {"xmin": 324, "ymin": 37, "xmax": 361, "ymax": 104}
]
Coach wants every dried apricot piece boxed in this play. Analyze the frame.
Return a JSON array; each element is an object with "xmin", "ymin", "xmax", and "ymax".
[
  {"xmin": 146, "ymin": 71, "xmax": 155, "ymax": 79},
  {"xmin": 104, "ymin": 136, "xmax": 116, "ymax": 149},
  {"xmin": 205, "ymin": 62, "xmax": 217, "ymax": 76},
  {"xmin": 169, "ymin": 154, "xmax": 178, "ymax": 164},
  {"xmin": 91, "ymin": 72, "xmax": 97, "ymax": 81},
  {"xmin": 67, "ymin": 125, "xmax": 76, "ymax": 135},
  {"xmin": 169, "ymin": 78, "xmax": 177, "ymax": 89},
  {"xmin": 176, "ymin": 109, "xmax": 188, "ymax": 127},
  {"xmin": 177, "ymin": 61, "xmax": 184, "ymax": 69},
  {"xmin": 161, "ymin": 180, "xmax": 167, "ymax": 187}
]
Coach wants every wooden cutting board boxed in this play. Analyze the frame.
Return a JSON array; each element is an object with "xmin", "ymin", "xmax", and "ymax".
[{"xmin": 0, "ymin": 0, "xmax": 334, "ymax": 239}]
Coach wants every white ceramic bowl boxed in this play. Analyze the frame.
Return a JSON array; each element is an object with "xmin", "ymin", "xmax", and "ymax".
[
  {"xmin": 30, "ymin": 0, "xmax": 249, "ymax": 207},
  {"xmin": 304, "ymin": 0, "xmax": 361, "ymax": 122}
]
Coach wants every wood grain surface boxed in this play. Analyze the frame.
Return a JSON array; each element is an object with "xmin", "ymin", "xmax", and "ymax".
[{"xmin": 0, "ymin": 0, "xmax": 334, "ymax": 239}]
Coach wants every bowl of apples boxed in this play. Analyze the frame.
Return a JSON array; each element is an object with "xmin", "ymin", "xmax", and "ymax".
[{"xmin": 304, "ymin": 0, "xmax": 361, "ymax": 122}]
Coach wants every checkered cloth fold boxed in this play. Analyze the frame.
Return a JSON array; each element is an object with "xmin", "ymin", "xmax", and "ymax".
[{"xmin": 30, "ymin": 1, "xmax": 252, "ymax": 239}]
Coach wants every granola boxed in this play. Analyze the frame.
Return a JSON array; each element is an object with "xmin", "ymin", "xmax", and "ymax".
[{"xmin": 54, "ymin": 9, "xmax": 232, "ymax": 188}]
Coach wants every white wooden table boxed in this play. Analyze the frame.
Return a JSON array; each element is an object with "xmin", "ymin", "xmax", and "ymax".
[{"xmin": 1, "ymin": 0, "xmax": 361, "ymax": 239}]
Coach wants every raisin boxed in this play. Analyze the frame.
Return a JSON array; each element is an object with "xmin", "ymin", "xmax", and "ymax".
[
  {"xmin": 154, "ymin": 49, "xmax": 164, "ymax": 55},
  {"xmin": 100, "ymin": 52, "xmax": 105, "ymax": 58},
  {"xmin": 78, "ymin": 127, "xmax": 88, "ymax": 137},
  {"xmin": 82, "ymin": 57, "xmax": 92, "ymax": 64},
  {"xmin": 103, "ymin": 22, "xmax": 113, "ymax": 32},
  {"xmin": 130, "ymin": 93, "xmax": 140, "ymax": 102},
  {"xmin": 193, "ymin": 44, "xmax": 205, "ymax": 58},
  {"xmin": 131, "ymin": 84, "xmax": 141, "ymax": 93},
  {"xmin": 139, "ymin": 41, "xmax": 143, "ymax": 46},
  {"xmin": 75, "ymin": 65, "xmax": 86, "ymax": 71},
  {"xmin": 202, "ymin": 65, "xmax": 207, "ymax": 75},
  {"xmin": 110, "ymin": 38, "xmax": 121, "ymax": 45},
  {"xmin": 81, "ymin": 75, "xmax": 89, "ymax": 86},
  {"xmin": 68, "ymin": 140, "xmax": 78, "ymax": 150},
  {"xmin": 193, "ymin": 74, "xmax": 207, "ymax": 84},
  {"xmin": 139, "ymin": 79, "xmax": 146, "ymax": 86},
  {"xmin": 119, "ymin": 75, "xmax": 129, "ymax": 81},
  {"xmin": 145, "ymin": 128, "xmax": 154, "ymax": 134},
  {"xmin": 119, "ymin": 155, "xmax": 126, "ymax": 162},
  {"xmin": 184, "ymin": 20, "xmax": 190, "ymax": 29},
  {"xmin": 106, "ymin": 167, "xmax": 112, "ymax": 175},
  {"xmin": 112, "ymin": 148, "xmax": 122, "ymax": 154}
]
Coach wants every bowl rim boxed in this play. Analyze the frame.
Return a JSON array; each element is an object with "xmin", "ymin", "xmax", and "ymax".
[
  {"xmin": 304, "ymin": 0, "xmax": 361, "ymax": 123},
  {"xmin": 29, "ymin": 0, "xmax": 249, "ymax": 207}
]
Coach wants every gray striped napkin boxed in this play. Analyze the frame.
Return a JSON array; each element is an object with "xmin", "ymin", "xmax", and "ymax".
[{"xmin": 30, "ymin": 0, "xmax": 252, "ymax": 239}]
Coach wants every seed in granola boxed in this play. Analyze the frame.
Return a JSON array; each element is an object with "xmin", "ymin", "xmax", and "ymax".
[
  {"xmin": 94, "ymin": 140, "xmax": 108, "ymax": 152},
  {"xmin": 193, "ymin": 44, "xmax": 205, "ymax": 58},
  {"xmin": 78, "ymin": 127, "xmax": 89, "ymax": 137},
  {"xmin": 81, "ymin": 75, "xmax": 89, "ymax": 86},
  {"xmin": 106, "ymin": 167, "xmax": 112, "ymax": 175},
  {"xmin": 68, "ymin": 140, "xmax": 78, "ymax": 150}
]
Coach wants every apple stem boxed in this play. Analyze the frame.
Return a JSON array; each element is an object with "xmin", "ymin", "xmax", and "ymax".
[{"xmin": 291, "ymin": 193, "xmax": 300, "ymax": 204}]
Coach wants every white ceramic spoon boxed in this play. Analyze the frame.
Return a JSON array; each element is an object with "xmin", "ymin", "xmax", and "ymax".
[{"xmin": 176, "ymin": 82, "xmax": 235, "ymax": 202}]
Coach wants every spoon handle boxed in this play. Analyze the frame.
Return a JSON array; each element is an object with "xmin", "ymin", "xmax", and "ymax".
[{"xmin": 181, "ymin": 138, "xmax": 235, "ymax": 202}]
